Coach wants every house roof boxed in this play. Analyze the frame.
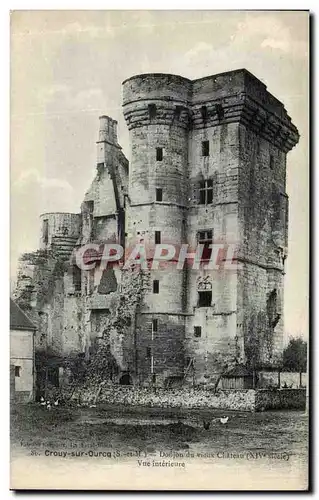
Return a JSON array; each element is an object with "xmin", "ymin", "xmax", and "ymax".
[
  {"xmin": 222, "ymin": 364, "xmax": 252, "ymax": 378},
  {"xmin": 10, "ymin": 299, "xmax": 36, "ymax": 331}
]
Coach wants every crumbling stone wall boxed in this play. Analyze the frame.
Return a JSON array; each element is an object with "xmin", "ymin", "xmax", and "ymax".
[
  {"xmin": 71, "ymin": 384, "xmax": 257, "ymax": 411},
  {"xmin": 78, "ymin": 266, "xmax": 150, "ymax": 384},
  {"xmin": 14, "ymin": 115, "xmax": 130, "ymax": 370},
  {"xmin": 81, "ymin": 115, "xmax": 128, "ymax": 247},
  {"xmin": 54, "ymin": 383, "xmax": 306, "ymax": 412},
  {"xmin": 14, "ymin": 249, "xmax": 82, "ymax": 356}
]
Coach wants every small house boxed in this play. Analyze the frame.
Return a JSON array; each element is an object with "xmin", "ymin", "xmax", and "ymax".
[
  {"xmin": 10, "ymin": 299, "xmax": 36, "ymax": 402},
  {"xmin": 221, "ymin": 364, "xmax": 254, "ymax": 389}
]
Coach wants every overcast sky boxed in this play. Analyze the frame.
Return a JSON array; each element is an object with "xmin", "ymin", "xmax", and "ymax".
[{"xmin": 10, "ymin": 10, "xmax": 309, "ymax": 340}]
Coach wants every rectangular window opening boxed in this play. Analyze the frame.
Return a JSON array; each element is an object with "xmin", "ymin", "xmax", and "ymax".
[
  {"xmin": 199, "ymin": 179, "xmax": 213, "ymax": 205},
  {"xmin": 156, "ymin": 147, "xmax": 163, "ymax": 162},
  {"xmin": 146, "ymin": 347, "xmax": 151, "ymax": 358},
  {"xmin": 194, "ymin": 326, "xmax": 202, "ymax": 338},
  {"xmin": 201, "ymin": 106, "xmax": 208, "ymax": 121},
  {"xmin": 87, "ymin": 200, "xmax": 94, "ymax": 213},
  {"xmin": 15, "ymin": 366, "xmax": 21, "ymax": 377},
  {"xmin": 96, "ymin": 163, "xmax": 104, "ymax": 178},
  {"xmin": 155, "ymin": 231, "xmax": 161, "ymax": 244},
  {"xmin": 43, "ymin": 219, "xmax": 49, "ymax": 245},
  {"xmin": 73, "ymin": 265, "xmax": 82, "ymax": 292},
  {"xmin": 199, "ymin": 190, "xmax": 206, "ymax": 204},
  {"xmin": 202, "ymin": 140, "xmax": 210, "ymax": 157},
  {"xmin": 175, "ymin": 105, "xmax": 182, "ymax": 119},
  {"xmin": 198, "ymin": 291, "xmax": 212, "ymax": 307},
  {"xmin": 152, "ymin": 319, "xmax": 158, "ymax": 332},
  {"xmin": 197, "ymin": 230, "xmax": 213, "ymax": 261},
  {"xmin": 153, "ymin": 280, "xmax": 159, "ymax": 294},
  {"xmin": 156, "ymin": 188, "xmax": 163, "ymax": 202},
  {"xmin": 270, "ymin": 154, "xmax": 274, "ymax": 170},
  {"xmin": 148, "ymin": 103, "xmax": 157, "ymax": 119},
  {"xmin": 206, "ymin": 189, "xmax": 213, "ymax": 204}
]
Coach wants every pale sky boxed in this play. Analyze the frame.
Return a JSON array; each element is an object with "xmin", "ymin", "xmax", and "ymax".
[{"xmin": 10, "ymin": 10, "xmax": 309, "ymax": 340}]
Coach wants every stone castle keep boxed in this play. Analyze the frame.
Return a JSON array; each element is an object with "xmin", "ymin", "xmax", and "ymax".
[{"xmin": 14, "ymin": 69, "xmax": 299, "ymax": 392}]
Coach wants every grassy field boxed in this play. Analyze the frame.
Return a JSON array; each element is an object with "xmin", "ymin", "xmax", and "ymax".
[
  {"xmin": 11, "ymin": 403, "xmax": 308, "ymax": 460},
  {"xmin": 10, "ymin": 404, "xmax": 309, "ymax": 490}
]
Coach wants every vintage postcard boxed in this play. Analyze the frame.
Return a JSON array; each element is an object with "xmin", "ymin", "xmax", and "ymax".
[{"xmin": 10, "ymin": 10, "xmax": 309, "ymax": 491}]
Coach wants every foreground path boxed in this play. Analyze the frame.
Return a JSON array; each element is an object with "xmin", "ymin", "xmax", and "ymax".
[{"xmin": 10, "ymin": 404, "xmax": 308, "ymax": 490}]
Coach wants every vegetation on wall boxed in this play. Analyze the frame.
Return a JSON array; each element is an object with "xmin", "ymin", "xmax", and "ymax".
[
  {"xmin": 15, "ymin": 250, "xmax": 70, "ymax": 312},
  {"xmin": 82, "ymin": 265, "xmax": 150, "ymax": 386}
]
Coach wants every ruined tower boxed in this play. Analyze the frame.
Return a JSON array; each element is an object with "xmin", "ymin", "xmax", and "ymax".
[
  {"xmin": 80, "ymin": 115, "xmax": 128, "ymax": 358},
  {"xmin": 40, "ymin": 212, "xmax": 81, "ymax": 258},
  {"xmin": 123, "ymin": 70, "xmax": 299, "ymax": 387},
  {"xmin": 81, "ymin": 115, "xmax": 128, "ymax": 246}
]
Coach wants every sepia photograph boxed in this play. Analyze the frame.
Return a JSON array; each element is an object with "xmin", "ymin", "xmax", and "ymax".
[{"xmin": 10, "ymin": 9, "xmax": 309, "ymax": 491}]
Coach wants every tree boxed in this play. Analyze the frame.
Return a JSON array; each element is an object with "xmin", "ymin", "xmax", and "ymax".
[{"xmin": 282, "ymin": 337, "xmax": 307, "ymax": 373}]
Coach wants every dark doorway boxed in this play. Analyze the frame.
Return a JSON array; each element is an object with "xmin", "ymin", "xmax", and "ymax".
[
  {"xmin": 48, "ymin": 366, "xmax": 59, "ymax": 387},
  {"xmin": 119, "ymin": 373, "xmax": 132, "ymax": 385}
]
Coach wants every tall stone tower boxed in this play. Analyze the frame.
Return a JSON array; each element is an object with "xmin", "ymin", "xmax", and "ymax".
[
  {"xmin": 123, "ymin": 69, "xmax": 299, "ymax": 388},
  {"xmin": 123, "ymin": 74, "xmax": 191, "ymax": 386}
]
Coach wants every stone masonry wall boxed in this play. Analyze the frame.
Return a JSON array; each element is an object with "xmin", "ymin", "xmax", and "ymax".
[
  {"xmin": 186, "ymin": 120, "xmax": 241, "ymax": 384},
  {"xmin": 68, "ymin": 384, "xmax": 306, "ymax": 412},
  {"xmin": 39, "ymin": 212, "xmax": 81, "ymax": 251},
  {"xmin": 123, "ymin": 74, "xmax": 189, "ymax": 386},
  {"xmin": 74, "ymin": 384, "xmax": 257, "ymax": 411},
  {"xmin": 135, "ymin": 313, "xmax": 185, "ymax": 386},
  {"xmin": 255, "ymin": 388, "xmax": 306, "ymax": 411},
  {"xmin": 237, "ymin": 123, "xmax": 287, "ymax": 367}
]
